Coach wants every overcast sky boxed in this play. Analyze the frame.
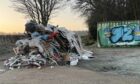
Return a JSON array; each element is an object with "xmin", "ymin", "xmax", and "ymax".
[{"xmin": 0, "ymin": 0, "xmax": 87, "ymax": 33}]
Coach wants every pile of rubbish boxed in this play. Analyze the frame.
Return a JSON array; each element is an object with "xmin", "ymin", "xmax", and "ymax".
[{"xmin": 4, "ymin": 21, "xmax": 94, "ymax": 70}]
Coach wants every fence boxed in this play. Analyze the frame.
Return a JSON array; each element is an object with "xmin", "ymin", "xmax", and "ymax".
[{"xmin": 97, "ymin": 20, "xmax": 140, "ymax": 47}]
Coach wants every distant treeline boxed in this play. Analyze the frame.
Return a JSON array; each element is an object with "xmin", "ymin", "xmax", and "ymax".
[{"xmin": 0, "ymin": 34, "xmax": 25, "ymax": 45}]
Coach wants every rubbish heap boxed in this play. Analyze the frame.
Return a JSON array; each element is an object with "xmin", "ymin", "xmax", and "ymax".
[{"xmin": 4, "ymin": 21, "xmax": 94, "ymax": 70}]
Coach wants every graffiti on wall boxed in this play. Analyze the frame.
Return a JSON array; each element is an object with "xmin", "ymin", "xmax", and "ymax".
[
  {"xmin": 104, "ymin": 23, "xmax": 140, "ymax": 44},
  {"xmin": 105, "ymin": 26, "xmax": 133, "ymax": 43},
  {"xmin": 110, "ymin": 26, "xmax": 133, "ymax": 43},
  {"xmin": 97, "ymin": 21, "xmax": 140, "ymax": 47}
]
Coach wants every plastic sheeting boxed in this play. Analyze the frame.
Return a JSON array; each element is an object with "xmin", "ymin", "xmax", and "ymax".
[{"xmin": 4, "ymin": 23, "xmax": 94, "ymax": 70}]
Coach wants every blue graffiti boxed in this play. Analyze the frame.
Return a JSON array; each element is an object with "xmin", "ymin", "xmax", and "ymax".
[
  {"xmin": 134, "ymin": 25, "xmax": 140, "ymax": 41},
  {"xmin": 122, "ymin": 27, "xmax": 133, "ymax": 41},
  {"xmin": 110, "ymin": 26, "xmax": 134, "ymax": 43},
  {"xmin": 103, "ymin": 23, "xmax": 140, "ymax": 43},
  {"xmin": 110, "ymin": 26, "xmax": 123, "ymax": 43}
]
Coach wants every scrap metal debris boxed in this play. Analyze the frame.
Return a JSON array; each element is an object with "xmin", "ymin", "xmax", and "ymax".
[{"xmin": 4, "ymin": 21, "xmax": 94, "ymax": 70}]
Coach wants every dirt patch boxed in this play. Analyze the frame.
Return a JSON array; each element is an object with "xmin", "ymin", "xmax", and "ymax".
[{"xmin": 78, "ymin": 46, "xmax": 140, "ymax": 76}]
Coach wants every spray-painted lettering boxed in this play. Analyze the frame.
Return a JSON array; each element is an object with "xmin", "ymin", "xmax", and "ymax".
[
  {"xmin": 104, "ymin": 25, "xmax": 134, "ymax": 43},
  {"xmin": 98, "ymin": 21, "xmax": 140, "ymax": 47}
]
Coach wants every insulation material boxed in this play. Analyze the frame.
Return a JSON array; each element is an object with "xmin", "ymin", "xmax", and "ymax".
[{"xmin": 4, "ymin": 22, "xmax": 94, "ymax": 70}]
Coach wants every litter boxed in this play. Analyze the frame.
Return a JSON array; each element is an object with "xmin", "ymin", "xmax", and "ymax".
[{"xmin": 4, "ymin": 21, "xmax": 94, "ymax": 70}]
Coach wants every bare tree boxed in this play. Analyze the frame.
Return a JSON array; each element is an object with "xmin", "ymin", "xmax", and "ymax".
[{"xmin": 12, "ymin": 0, "xmax": 66, "ymax": 26}]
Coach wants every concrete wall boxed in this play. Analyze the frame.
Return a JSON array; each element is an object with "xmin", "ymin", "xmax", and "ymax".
[{"xmin": 97, "ymin": 20, "xmax": 140, "ymax": 47}]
